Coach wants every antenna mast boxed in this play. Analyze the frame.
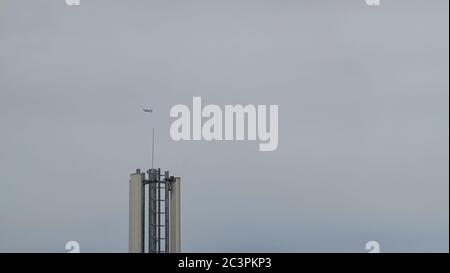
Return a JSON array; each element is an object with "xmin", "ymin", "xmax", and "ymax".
[{"xmin": 152, "ymin": 127, "xmax": 155, "ymax": 169}]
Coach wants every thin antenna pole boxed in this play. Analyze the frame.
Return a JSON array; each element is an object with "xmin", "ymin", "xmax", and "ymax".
[{"xmin": 152, "ymin": 128, "xmax": 155, "ymax": 169}]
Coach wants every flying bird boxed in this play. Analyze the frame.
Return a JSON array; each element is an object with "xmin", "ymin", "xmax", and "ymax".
[{"xmin": 143, "ymin": 108, "xmax": 153, "ymax": 113}]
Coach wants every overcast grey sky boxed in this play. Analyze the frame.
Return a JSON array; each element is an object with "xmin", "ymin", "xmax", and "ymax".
[{"xmin": 0, "ymin": 0, "xmax": 448, "ymax": 252}]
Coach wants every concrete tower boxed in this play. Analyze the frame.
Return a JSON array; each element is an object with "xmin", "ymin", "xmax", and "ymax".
[{"xmin": 129, "ymin": 169, "xmax": 181, "ymax": 253}]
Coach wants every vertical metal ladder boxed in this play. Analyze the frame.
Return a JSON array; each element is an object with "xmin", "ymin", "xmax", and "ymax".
[{"xmin": 147, "ymin": 168, "xmax": 171, "ymax": 253}]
